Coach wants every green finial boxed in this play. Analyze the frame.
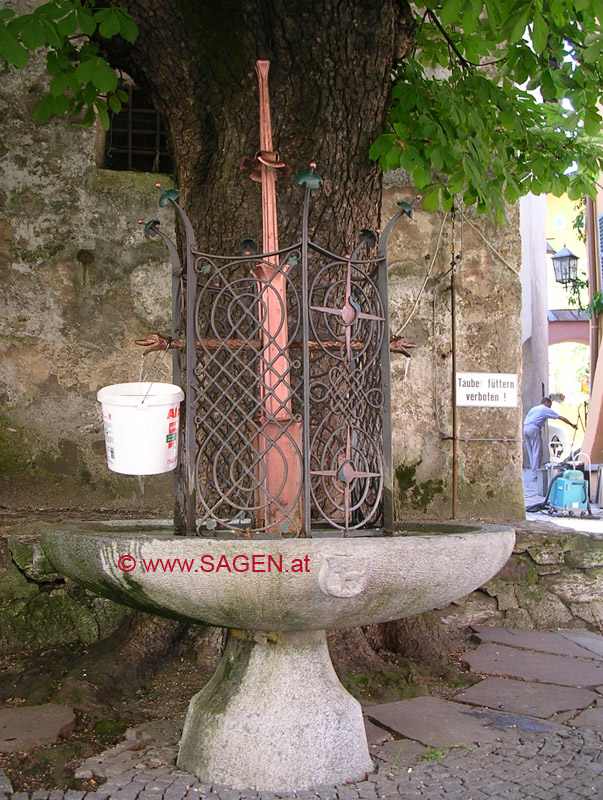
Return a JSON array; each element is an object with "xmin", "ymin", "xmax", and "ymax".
[
  {"xmin": 397, "ymin": 200, "xmax": 414, "ymax": 218},
  {"xmin": 159, "ymin": 188, "xmax": 180, "ymax": 207},
  {"xmin": 144, "ymin": 219, "xmax": 160, "ymax": 234},
  {"xmin": 295, "ymin": 161, "xmax": 322, "ymax": 189}
]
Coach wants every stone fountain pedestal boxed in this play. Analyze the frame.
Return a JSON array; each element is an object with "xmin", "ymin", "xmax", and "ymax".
[
  {"xmin": 179, "ymin": 629, "xmax": 372, "ymax": 788},
  {"xmin": 41, "ymin": 521, "xmax": 514, "ymax": 791}
]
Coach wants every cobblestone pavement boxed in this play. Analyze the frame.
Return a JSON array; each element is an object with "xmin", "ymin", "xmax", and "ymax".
[{"xmin": 0, "ymin": 716, "xmax": 601, "ymax": 800}]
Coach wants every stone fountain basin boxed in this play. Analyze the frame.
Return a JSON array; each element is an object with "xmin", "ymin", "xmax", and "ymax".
[{"xmin": 41, "ymin": 521, "xmax": 514, "ymax": 631}]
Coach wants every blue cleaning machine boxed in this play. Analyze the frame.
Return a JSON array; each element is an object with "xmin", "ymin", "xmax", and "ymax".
[{"xmin": 549, "ymin": 469, "xmax": 589, "ymax": 512}]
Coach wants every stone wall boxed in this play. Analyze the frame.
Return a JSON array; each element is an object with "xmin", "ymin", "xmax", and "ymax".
[
  {"xmin": 438, "ymin": 525, "xmax": 603, "ymax": 632},
  {"xmin": 0, "ymin": 518, "xmax": 128, "ymax": 655},
  {"xmin": 0, "ymin": 55, "xmax": 525, "ymax": 519}
]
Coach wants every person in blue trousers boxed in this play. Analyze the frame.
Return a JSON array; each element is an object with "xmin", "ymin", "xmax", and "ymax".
[{"xmin": 523, "ymin": 396, "xmax": 578, "ymax": 480}]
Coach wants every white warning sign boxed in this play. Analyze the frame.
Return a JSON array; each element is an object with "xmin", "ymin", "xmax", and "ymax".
[{"xmin": 456, "ymin": 373, "xmax": 518, "ymax": 408}]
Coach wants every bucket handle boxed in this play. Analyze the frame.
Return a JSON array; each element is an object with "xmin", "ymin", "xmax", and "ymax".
[{"xmin": 139, "ymin": 344, "xmax": 171, "ymax": 406}]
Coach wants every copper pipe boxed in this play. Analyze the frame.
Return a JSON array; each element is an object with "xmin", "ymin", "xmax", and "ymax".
[
  {"xmin": 136, "ymin": 333, "xmax": 415, "ymax": 357},
  {"xmin": 585, "ymin": 197, "xmax": 599, "ymax": 380}
]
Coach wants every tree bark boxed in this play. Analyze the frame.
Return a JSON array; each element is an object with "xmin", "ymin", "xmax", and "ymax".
[
  {"xmin": 54, "ymin": 613, "xmax": 186, "ymax": 710},
  {"xmin": 101, "ymin": 0, "xmax": 414, "ymax": 253}
]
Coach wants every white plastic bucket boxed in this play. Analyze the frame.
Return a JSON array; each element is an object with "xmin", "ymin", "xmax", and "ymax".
[{"xmin": 97, "ymin": 382, "xmax": 185, "ymax": 475}]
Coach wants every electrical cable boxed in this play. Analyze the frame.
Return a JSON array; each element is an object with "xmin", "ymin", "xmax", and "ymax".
[
  {"xmin": 458, "ymin": 206, "xmax": 520, "ymax": 276},
  {"xmin": 394, "ymin": 211, "xmax": 448, "ymax": 337}
]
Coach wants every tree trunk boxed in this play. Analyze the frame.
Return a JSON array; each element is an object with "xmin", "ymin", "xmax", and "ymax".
[
  {"xmin": 54, "ymin": 613, "xmax": 185, "ymax": 710},
  {"xmin": 102, "ymin": 0, "xmax": 414, "ymax": 252}
]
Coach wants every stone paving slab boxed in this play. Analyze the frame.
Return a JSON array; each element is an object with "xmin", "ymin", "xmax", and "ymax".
[
  {"xmin": 557, "ymin": 629, "xmax": 603, "ymax": 658},
  {"xmin": 57, "ymin": 726, "xmax": 603, "ymax": 800},
  {"xmin": 369, "ymin": 738, "xmax": 427, "ymax": 767},
  {"xmin": 2, "ymin": 717, "xmax": 603, "ymax": 800},
  {"xmin": 4, "ymin": 627, "xmax": 603, "ymax": 799},
  {"xmin": 363, "ymin": 721, "xmax": 392, "ymax": 747},
  {"xmin": 569, "ymin": 705, "xmax": 603, "ymax": 732},
  {"xmin": 452, "ymin": 676, "xmax": 599, "ymax": 718},
  {"xmin": 463, "ymin": 642, "xmax": 603, "ymax": 686},
  {"xmin": 0, "ymin": 706, "xmax": 76, "ymax": 753},
  {"xmin": 0, "ymin": 770, "xmax": 12, "ymax": 794},
  {"xmin": 364, "ymin": 695, "xmax": 560, "ymax": 749},
  {"xmin": 471, "ymin": 625, "xmax": 601, "ymax": 659}
]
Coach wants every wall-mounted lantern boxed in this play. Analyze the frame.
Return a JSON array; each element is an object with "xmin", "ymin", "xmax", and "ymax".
[{"xmin": 552, "ymin": 245, "xmax": 579, "ymax": 285}]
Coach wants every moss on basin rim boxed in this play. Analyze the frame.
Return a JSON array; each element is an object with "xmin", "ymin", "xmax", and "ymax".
[{"xmin": 40, "ymin": 521, "xmax": 515, "ymax": 632}]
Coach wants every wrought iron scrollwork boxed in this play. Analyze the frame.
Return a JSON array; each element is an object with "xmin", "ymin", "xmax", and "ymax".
[{"xmin": 145, "ymin": 177, "xmax": 409, "ymax": 537}]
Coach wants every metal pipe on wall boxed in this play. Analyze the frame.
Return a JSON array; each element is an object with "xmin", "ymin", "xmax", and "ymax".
[
  {"xmin": 451, "ymin": 267, "xmax": 458, "ymax": 520},
  {"xmin": 585, "ymin": 196, "xmax": 600, "ymax": 381}
]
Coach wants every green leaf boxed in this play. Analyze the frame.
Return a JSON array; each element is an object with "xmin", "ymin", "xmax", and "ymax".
[
  {"xmin": 76, "ymin": 8, "xmax": 96, "ymax": 37},
  {"xmin": 583, "ymin": 38, "xmax": 603, "ymax": 64},
  {"xmin": 399, "ymin": 147, "xmax": 416, "ymax": 171},
  {"xmin": 448, "ymin": 169, "xmax": 465, "ymax": 194},
  {"xmin": 508, "ymin": 6, "xmax": 530, "ymax": 44},
  {"xmin": 504, "ymin": 182, "xmax": 519, "ymax": 204},
  {"xmin": 66, "ymin": 70, "xmax": 81, "ymax": 94},
  {"xmin": 95, "ymin": 101, "xmax": 110, "ymax": 130},
  {"xmin": 75, "ymin": 57, "xmax": 98, "ymax": 84},
  {"xmin": 90, "ymin": 59, "xmax": 118, "ymax": 92},
  {"xmin": 427, "ymin": 144, "xmax": 444, "ymax": 171},
  {"xmin": 412, "ymin": 163, "xmax": 430, "ymax": 189},
  {"xmin": 460, "ymin": 5, "xmax": 480, "ymax": 35},
  {"xmin": 108, "ymin": 93, "xmax": 122, "ymax": 113},
  {"xmin": 18, "ymin": 17, "xmax": 47, "ymax": 50},
  {"xmin": 440, "ymin": 0, "xmax": 463, "ymax": 25},
  {"xmin": 82, "ymin": 82, "xmax": 97, "ymax": 104},
  {"xmin": 441, "ymin": 191, "xmax": 455, "ymax": 211},
  {"xmin": 49, "ymin": 71, "xmax": 67, "ymax": 96},
  {"xmin": 0, "ymin": 25, "xmax": 29, "ymax": 68},
  {"xmin": 369, "ymin": 134, "xmax": 397, "ymax": 160},
  {"xmin": 81, "ymin": 105, "xmax": 95, "ymax": 127},
  {"xmin": 51, "ymin": 93, "xmax": 69, "ymax": 115},
  {"xmin": 584, "ymin": 107, "xmax": 602, "ymax": 136},
  {"xmin": 463, "ymin": 187, "xmax": 477, "ymax": 206},
  {"xmin": 484, "ymin": 0, "xmax": 502, "ymax": 31},
  {"xmin": 56, "ymin": 10, "xmax": 77, "ymax": 38},
  {"xmin": 423, "ymin": 187, "xmax": 440, "ymax": 211},
  {"xmin": 384, "ymin": 147, "xmax": 402, "ymax": 170},
  {"xmin": 98, "ymin": 13, "xmax": 121, "ymax": 39},
  {"xmin": 38, "ymin": 16, "xmax": 62, "ymax": 48},
  {"xmin": 32, "ymin": 93, "xmax": 55, "ymax": 122},
  {"xmin": 531, "ymin": 11, "xmax": 548, "ymax": 54},
  {"xmin": 118, "ymin": 14, "xmax": 138, "ymax": 43}
]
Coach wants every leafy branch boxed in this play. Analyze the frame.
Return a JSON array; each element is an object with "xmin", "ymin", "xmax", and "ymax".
[
  {"xmin": 0, "ymin": 0, "xmax": 137, "ymax": 128},
  {"xmin": 566, "ymin": 275, "xmax": 589, "ymax": 310},
  {"xmin": 371, "ymin": 0, "xmax": 603, "ymax": 221},
  {"xmin": 576, "ymin": 289, "xmax": 603, "ymax": 318}
]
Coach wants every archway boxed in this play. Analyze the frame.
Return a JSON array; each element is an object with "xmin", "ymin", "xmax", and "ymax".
[{"xmin": 547, "ymin": 341, "xmax": 589, "ymax": 459}]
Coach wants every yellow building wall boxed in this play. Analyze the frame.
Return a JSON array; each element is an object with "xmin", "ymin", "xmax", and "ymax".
[
  {"xmin": 545, "ymin": 194, "xmax": 588, "ymax": 309},
  {"xmin": 545, "ymin": 195, "xmax": 590, "ymax": 455}
]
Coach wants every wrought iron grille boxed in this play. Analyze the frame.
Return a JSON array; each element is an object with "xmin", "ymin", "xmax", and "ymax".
[{"xmin": 146, "ymin": 179, "xmax": 409, "ymax": 537}]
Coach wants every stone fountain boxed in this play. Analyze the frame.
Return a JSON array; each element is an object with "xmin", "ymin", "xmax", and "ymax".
[{"xmin": 41, "ymin": 62, "xmax": 514, "ymax": 792}]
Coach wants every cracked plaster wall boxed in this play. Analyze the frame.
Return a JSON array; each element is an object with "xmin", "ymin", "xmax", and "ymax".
[
  {"xmin": 0, "ymin": 54, "xmax": 176, "ymax": 512},
  {"xmin": 383, "ymin": 182, "xmax": 525, "ymax": 520},
  {"xmin": 0, "ymin": 55, "xmax": 525, "ymax": 519}
]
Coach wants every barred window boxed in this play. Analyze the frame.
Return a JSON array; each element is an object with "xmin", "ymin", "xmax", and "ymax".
[{"xmin": 104, "ymin": 85, "xmax": 173, "ymax": 174}]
